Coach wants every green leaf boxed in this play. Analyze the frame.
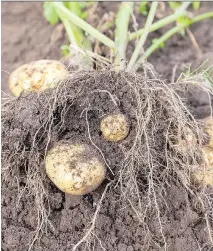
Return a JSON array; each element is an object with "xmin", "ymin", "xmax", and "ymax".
[
  {"xmin": 139, "ymin": 2, "xmax": 148, "ymax": 16},
  {"xmin": 168, "ymin": 2, "xmax": 181, "ymax": 11},
  {"xmin": 152, "ymin": 38, "xmax": 165, "ymax": 48},
  {"xmin": 67, "ymin": 2, "xmax": 81, "ymax": 16},
  {"xmin": 43, "ymin": 2, "xmax": 59, "ymax": 25},
  {"xmin": 192, "ymin": 2, "xmax": 200, "ymax": 10},
  {"xmin": 175, "ymin": 10, "xmax": 191, "ymax": 36},
  {"xmin": 60, "ymin": 45, "xmax": 70, "ymax": 56},
  {"xmin": 63, "ymin": 2, "xmax": 69, "ymax": 8},
  {"xmin": 80, "ymin": 11, "xmax": 88, "ymax": 20},
  {"xmin": 177, "ymin": 16, "xmax": 191, "ymax": 28},
  {"xmin": 79, "ymin": 2, "xmax": 86, "ymax": 9}
]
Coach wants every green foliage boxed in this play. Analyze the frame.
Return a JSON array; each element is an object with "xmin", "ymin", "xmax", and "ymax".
[
  {"xmin": 139, "ymin": 2, "xmax": 148, "ymax": 16},
  {"xmin": 177, "ymin": 16, "xmax": 191, "ymax": 36},
  {"xmin": 168, "ymin": 2, "xmax": 181, "ymax": 11},
  {"xmin": 66, "ymin": 2, "xmax": 88, "ymax": 19},
  {"xmin": 192, "ymin": 2, "xmax": 201, "ymax": 10},
  {"xmin": 43, "ymin": 2, "xmax": 59, "ymax": 25},
  {"xmin": 60, "ymin": 45, "xmax": 70, "ymax": 56},
  {"xmin": 152, "ymin": 38, "xmax": 164, "ymax": 49}
]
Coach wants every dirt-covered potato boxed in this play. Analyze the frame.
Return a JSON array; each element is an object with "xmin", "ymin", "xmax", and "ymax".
[
  {"xmin": 100, "ymin": 113, "xmax": 129, "ymax": 142},
  {"xmin": 192, "ymin": 145, "xmax": 213, "ymax": 186},
  {"xmin": 9, "ymin": 60, "xmax": 69, "ymax": 96},
  {"xmin": 203, "ymin": 116, "xmax": 213, "ymax": 147},
  {"xmin": 45, "ymin": 142, "xmax": 106, "ymax": 195}
]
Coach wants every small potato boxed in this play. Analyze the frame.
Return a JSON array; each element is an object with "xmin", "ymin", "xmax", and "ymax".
[
  {"xmin": 9, "ymin": 60, "xmax": 69, "ymax": 96},
  {"xmin": 192, "ymin": 145, "xmax": 213, "ymax": 186},
  {"xmin": 45, "ymin": 142, "xmax": 106, "ymax": 195},
  {"xmin": 100, "ymin": 113, "xmax": 129, "ymax": 142},
  {"xmin": 203, "ymin": 116, "xmax": 213, "ymax": 147}
]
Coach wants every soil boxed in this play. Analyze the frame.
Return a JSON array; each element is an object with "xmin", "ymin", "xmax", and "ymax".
[{"xmin": 1, "ymin": 2, "xmax": 213, "ymax": 251}]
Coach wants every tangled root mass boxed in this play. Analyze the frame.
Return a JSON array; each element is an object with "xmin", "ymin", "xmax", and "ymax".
[{"xmin": 2, "ymin": 68, "xmax": 212, "ymax": 250}]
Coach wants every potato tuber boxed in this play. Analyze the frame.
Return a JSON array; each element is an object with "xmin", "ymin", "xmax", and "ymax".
[
  {"xmin": 100, "ymin": 113, "xmax": 129, "ymax": 142},
  {"xmin": 9, "ymin": 60, "xmax": 69, "ymax": 96},
  {"xmin": 45, "ymin": 142, "xmax": 106, "ymax": 195}
]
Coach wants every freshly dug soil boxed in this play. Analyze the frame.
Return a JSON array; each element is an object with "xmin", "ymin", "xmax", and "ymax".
[{"xmin": 1, "ymin": 2, "xmax": 213, "ymax": 251}]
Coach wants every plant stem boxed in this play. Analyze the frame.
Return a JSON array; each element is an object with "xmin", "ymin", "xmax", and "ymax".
[
  {"xmin": 190, "ymin": 11, "xmax": 213, "ymax": 24},
  {"xmin": 114, "ymin": 2, "xmax": 134, "ymax": 70},
  {"xmin": 53, "ymin": 2, "xmax": 116, "ymax": 49},
  {"xmin": 128, "ymin": 2, "xmax": 191, "ymax": 41},
  {"xmin": 134, "ymin": 11, "xmax": 213, "ymax": 71},
  {"xmin": 127, "ymin": 2, "xmax": 158, "ymax": 72},
  {"xmin": 62, "ymin": 2, "xmax": 91, "ymax": 49}
]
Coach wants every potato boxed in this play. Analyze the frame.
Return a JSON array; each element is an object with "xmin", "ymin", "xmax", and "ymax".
[
  {"xmin": 203, "ymin": 116, "xmax": 213, "ymax": 147},
  {"xmin": 100, "ymin": 113, "xmax": 129, "ymax": 142},
  {"xmin": 192, "ymin": 145, "xmax": 213, "ymax": 186},
  {"xmin": 45, "ymin": 142, "xmax": 106, "ymax": 195},
  {"xmin": 9, "ymin": 60, "xmax": 69, "ymax": 96}
]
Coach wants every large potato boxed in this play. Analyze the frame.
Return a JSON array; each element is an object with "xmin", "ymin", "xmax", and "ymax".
[
  {"xmin": 9, "ymin": 60, "xmax": 69, "ymax": 96},
  {"xmin": 192, "ymin": 145, "xmax": 213, "ymax": 186},
  {"xmin": 100, "ymin": 113, "xmax": 129, "ymax": 142},
  {"xmin": 45, "ymin": 142, "xmax": 106, "ymax": 195}
]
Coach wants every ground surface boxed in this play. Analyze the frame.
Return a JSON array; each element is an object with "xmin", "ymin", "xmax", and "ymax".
[{"xmin": 1, "ymin": 2, "xmax": 213, "ymax": 251}]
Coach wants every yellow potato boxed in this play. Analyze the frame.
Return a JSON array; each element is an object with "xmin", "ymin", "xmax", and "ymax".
[
  {"xmin": 9, "ymin": 60, "xmax": 69, "ymax": 96},
  {"xmin": 45, "ymin": 143, "xmax": 106, "ymax": 195},
  {"xmin": 192, "ymin": 145, "xmax": 213, "ymax": 186},
  {"xmin": 100, "ymin": 113, "xmax": 129, "ymax": 142},
  {"xmin": 203, "ymin": 116, "xmax": 213, "ymax": 147}
]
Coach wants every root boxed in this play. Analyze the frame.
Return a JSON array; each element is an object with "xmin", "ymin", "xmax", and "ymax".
[{"xmin": 72, "ymin": 182, "xmax": 112, "ymax": 251}]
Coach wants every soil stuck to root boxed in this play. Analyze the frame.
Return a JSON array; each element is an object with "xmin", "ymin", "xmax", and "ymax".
[{"xmin": 2, "ymin": 69, "xmax": 213, "ymax": 251}]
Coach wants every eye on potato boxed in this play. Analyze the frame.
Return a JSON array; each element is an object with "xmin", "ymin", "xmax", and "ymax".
[
  {"xmin": 45, "ymin": 142, "xmax": 106, "ymax": 195},
  {"xmin": 9, "ymin": 60, "xmax": 69, "ymax": 96},
  {"xmin": 100, "ymin": 113, "xmax": 129, "ymax": 142}
]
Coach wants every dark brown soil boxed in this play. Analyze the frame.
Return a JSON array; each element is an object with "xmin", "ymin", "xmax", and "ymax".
[{"xmin": 1, "ymin": 2, "xmax": 213, "ymax": 251}]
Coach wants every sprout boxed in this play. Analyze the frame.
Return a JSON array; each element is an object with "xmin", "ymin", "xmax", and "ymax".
[
  {"xmin": 9, "ymin": 60, "xmax": 69, "ymax": 96},
  {"xmin": 100, "ymin": 113, "xmax": 129, "ymax": 142},
  {"xmin": 45, "ymin": 142, "xmax": 106, "ymax": 195}
]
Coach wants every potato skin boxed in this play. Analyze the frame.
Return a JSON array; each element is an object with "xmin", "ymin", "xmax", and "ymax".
[
  {"xmin": 192, "ymin": 146, "xmax": 213, "ymax": 186},
  {"xmin": 100, "ymin": 114, "xmax": 129, "ymax": 142},
  {"xmin": 9, "ymin": 60, "xmax": 69, "ymax": 96},
  {"xmin": 45, "ymin": 143, "xmax": 106, "ymax": 195},
  {"xmin": 203, "ymin": 116, "xmax": 213, "ymax": 147}
]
